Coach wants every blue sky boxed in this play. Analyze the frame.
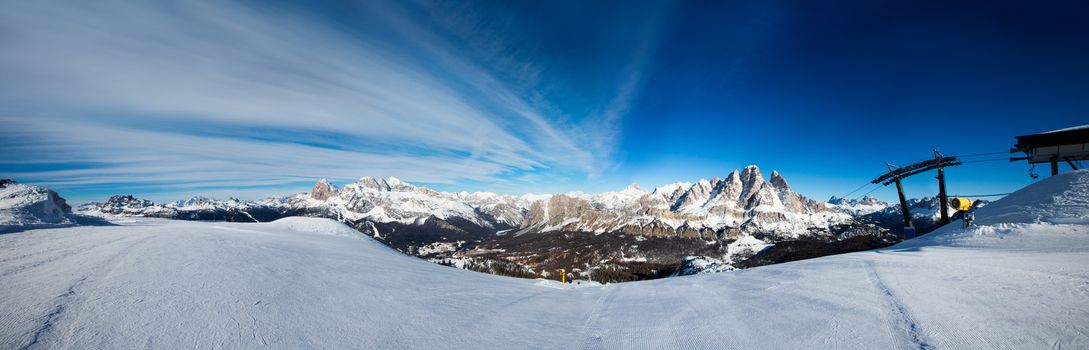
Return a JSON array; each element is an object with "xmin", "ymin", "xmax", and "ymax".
[{"xmin": 2, "ymin": 0, "xmax": 1087, "ymax": 204}]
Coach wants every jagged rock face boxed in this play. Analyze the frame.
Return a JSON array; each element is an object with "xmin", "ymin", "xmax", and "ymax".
[
  {"xmin": 310, "ymin": 179, "xmax": 338, "ymax": 201},
  {"xmin": 523, "ymin": 195, "xmax": 602, "ymax": 231},
  {"xmin": 81, "ymin": 195, "xmax": 164, "ymax": 217},
  {"xmin": 769, "ymin": 171, "xmax": 790, "ymax": 192},
  {"xmin": 718, "ymin": 172, "xmax": 744, "ymax": 208},
  {"xmin": 354, "ymin": 176, "xmax": 415, "ymax": 192},
  {"xmin": 0, "ymin": 179, "xmax": 73, "ymax": 228},
  {"xmin": 79, "ymin": 194, "xmax": 285, "ymax": 222},
  {"xmin": 739, "ymin": 165, "xmax": 764, "ymax": 204},
  {"xmin": 458, "ymin": 192, "xmax": 531, "ymax": 227},
  {"xmin": 828, "ymin": 196, "xmax": 890, "ymax": 216},
  {"xmin": 95, "ymin": 195, "xmax": 161, "ymax": 215},
  {"xmin": 284, "ymin": 177, "xmax": 530, "ymax": 231},
  {"xmin": 671, "ymin": 179, "xmax": 715, "ymax": 211},
  {"xmin": 519, "ymin": 166, "xmax": 852, "ymax": 238}
]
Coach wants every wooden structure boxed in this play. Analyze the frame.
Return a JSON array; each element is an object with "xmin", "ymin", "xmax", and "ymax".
[{"xmin": 1012, "ymin": 126, "xmax": 1089, "ymax": 175}]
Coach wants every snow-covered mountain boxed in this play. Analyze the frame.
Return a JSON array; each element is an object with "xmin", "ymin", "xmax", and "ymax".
[
  {"xmin": 82, "ymin": 166, "xmax": 857, "ymax": 239},
  {"xmin": 79, "ymin": 195, "xmax": 178, "ymax": 217},
  {"xmin": 520, "ymin": 166, "xmax": 852, "ymax": 239},
  {"xmin": 827, "ymin": 195, "xmax": 889, "ymax": 216},
  {"xmin": 276, "ymin": 176, "xmax": 527, "ymax": 229},
  {"xmin": 0, "ymin": 179, "xmax": 74, "ymax": 232},
  {"xmin": 79, "ymin": 195, "xmax": 285, "ymax": 222}
]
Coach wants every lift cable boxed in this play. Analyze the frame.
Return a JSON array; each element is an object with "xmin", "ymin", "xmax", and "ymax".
[
  {"xmin": 950, "ymin": 192, "xmax": 1014, "ymax": 198},
  {"xmin": 950, "ymin": 151, "xmax": 1010, "ymax": 158},
  {"xmin": 840, "ymin": 181, "xmax": 875, "ymax": 199},
  {"xmin": 857, "ymin": 184, "xmax": 882, "ymax": 199},
  {"xmin": 957, "ymin": 157, "xmax": 1011, "ymax": 164}
]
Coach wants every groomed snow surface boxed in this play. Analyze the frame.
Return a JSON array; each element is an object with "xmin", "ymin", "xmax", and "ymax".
[{"xmin": 3, "ymin": 172, "xmax": 1089, "ymax": 349}]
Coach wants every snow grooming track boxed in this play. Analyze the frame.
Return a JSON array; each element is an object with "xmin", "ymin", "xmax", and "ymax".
[
  {"xmin": 577, "ymin": 284, "xmax": 614, "ymax": 349},
  {"xmin": 19, "ymin": 276, "xmax": 86, "ymax": 350},
  {"xmin": 0, "ymin": 232, "xmax": 135, "ymax": 279},
  {"xmin": 6, "ymin": 229, "xmax": 156, "ymax": 350},
  {"xmin": 865, "ymin": 260, "xmax": 932, "ymax": 350}
]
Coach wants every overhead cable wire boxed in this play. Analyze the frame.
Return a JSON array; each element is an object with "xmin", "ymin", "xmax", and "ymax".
[
  {"xmin": 857, "ymin": 185, "xmax": 881, "ymax": 199},
  {"xmin": 957, "ymin": 157, "xmax": 1011, "ymax": 164},
  {"xmin": 840, "ymin": 181, "xmax": 873, "ymax": 199},
  {"xmin": 950, "ymin": 192, "xmax": 1014, "ymax": 197},
  {"xmin": 952, "ymin": 151, "xmax": 1010, "ymax": 158}
]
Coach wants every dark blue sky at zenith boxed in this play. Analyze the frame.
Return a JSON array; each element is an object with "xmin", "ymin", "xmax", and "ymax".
[{"xmin": 1, "ymin": 0, "xmax": 1087, "ymax": 204}]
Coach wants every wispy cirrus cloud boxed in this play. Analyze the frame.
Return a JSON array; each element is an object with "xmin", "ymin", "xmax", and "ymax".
[{"xmin": 0, "ymin": 1, "xmax": 664, "ymax": 202}]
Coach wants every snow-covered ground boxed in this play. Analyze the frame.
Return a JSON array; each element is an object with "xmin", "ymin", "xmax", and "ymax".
[{"xmin": 2, "ymin": 171, "xmax": 1089, "ymax": 349}]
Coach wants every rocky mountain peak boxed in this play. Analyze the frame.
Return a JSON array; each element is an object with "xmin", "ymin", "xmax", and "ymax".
[
  {"xmin": 741, "ymin": 165, "xmax": 764, "ymax": 184},
  {"xmin": 355, "ymin": 176, "xmax": 416, "ymax": 192},
  {"xmin": 745, "ymin": 181, "xmax": 780, "ymax": 209},
  {"xmin": 769, "ymin": 171, "xmax": 791, "ymax": 192},
  {"xmin": 738, "ymin": 166, "xmax": 765, "ymax": 204},
  {"xmin": 311, "ymin": 178, "xmax": 338, "ymax": 200},
  {"xmin": 385, "ymin": 176, "xmax": 407, "ymax": 188},
  {"xmin": 726, "ymin": 170, "xmax": 741, "ymax": 183},
  {"xmin": 624, "ymin": 183, "xmax": 642, "ymax": 191},
  {"xmin": 858, "ymin": 196, "xmax": 885, "ymax": 206},
  {"xmin": 105, "ymin": 195, "xmax": 154, "ymax": 208}
]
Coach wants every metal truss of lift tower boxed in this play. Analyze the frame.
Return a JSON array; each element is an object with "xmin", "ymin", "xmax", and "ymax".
[{"xmin": 871, "ymin": 151, "xmax": 962, "ymax": 239}]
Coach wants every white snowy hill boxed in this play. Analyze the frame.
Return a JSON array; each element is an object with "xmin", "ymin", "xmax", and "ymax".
[
  {"xmin": 0, "ymin": 179, "xmax": 73, "ymax": 232},
  {"xmin": 2, "ymin": 171, "xmax": 1088, "ymax": 348}
]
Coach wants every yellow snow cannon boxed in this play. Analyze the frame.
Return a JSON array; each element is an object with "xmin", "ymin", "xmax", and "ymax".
[{"xmin": 951, "ymin": 197, "xmax": 973, "ymax": 211}]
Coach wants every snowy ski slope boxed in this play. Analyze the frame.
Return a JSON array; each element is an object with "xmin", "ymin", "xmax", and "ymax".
[{"xmin": 2, "ymin": 171, "xmax": 1088, "ymax": 349}]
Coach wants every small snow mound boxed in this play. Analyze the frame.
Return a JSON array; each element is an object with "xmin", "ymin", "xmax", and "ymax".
[
  {"xmin": 265, "ymin": 217, "xmax": 364, "ymax": 239},
  {"xmin": 0, "ymin": 180, "xmax": 73, "ymax": 231},
  {"xmin": 972, "ymin": 169, "xmax": 1089, "ymax": 226}
]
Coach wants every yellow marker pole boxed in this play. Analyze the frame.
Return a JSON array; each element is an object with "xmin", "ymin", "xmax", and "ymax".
[{"xmin": 561, "ymin": 269, "xmax": 566, "ymax": 285}]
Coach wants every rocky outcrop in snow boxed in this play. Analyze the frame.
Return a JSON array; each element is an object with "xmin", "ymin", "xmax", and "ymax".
[
  {"xmin": 81, "ymin": 195, "xmax": 175, "ymax": 217},
  {"xmin": 310, "ymin": 179, "xmax": 338, "ymax": 201},
  {"xmin": 0, "ymin": 179, "xmax": 74, "ymax": 231},
  {"xmin": 79, "ymin": 195, "xmax": 283, "ymax": 222}
]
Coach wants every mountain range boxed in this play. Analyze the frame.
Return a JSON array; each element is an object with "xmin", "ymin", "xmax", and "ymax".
[
  {"xmin": 5, "ymin": 166, "xmax": 972, "ymax": 281},
  {"xmin": 73, "ymin": 166, "xmax": 965, "ymax": 280}
]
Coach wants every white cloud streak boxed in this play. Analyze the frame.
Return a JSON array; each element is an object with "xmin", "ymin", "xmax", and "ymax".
[{"xmin": 0, "ymin": 1, "xmax": 660, "ymax": 200}]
